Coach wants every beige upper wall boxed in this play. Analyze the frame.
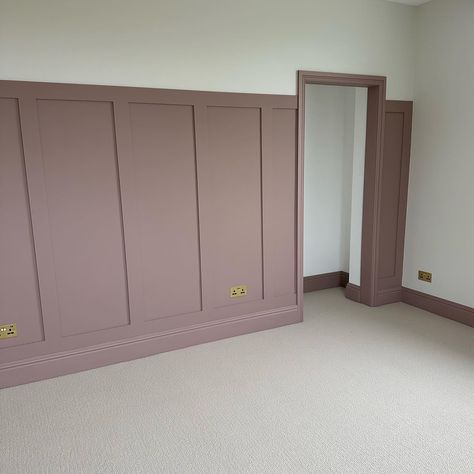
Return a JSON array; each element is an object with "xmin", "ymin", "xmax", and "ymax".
[
  {"xmin": 403, "ymin": 0, "xmax": 474, "ymax": 306},
  {"xmin": 0, "ymin": 0, "xmax": 416, "ymax": 99}
]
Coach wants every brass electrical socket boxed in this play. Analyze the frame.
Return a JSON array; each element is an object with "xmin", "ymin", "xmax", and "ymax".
[
  {"xmin": 418, "ymin": 271, "xmax": 432, "ymax": 283},
  {"xmin": 0, "ymin": 323, "xmax": 17, "ymax": 339},
  {"xmin": 230, "ymin": 285, "xmax": 248, "ymax": 298}
]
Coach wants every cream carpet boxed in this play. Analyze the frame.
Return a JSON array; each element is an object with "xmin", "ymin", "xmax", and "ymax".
[{"xmin": 1, "ymin": 289, "xmax": 473, "ymax": 474}]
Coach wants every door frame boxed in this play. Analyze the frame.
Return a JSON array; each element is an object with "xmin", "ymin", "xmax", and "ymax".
[{"xmin": 297, "ymin": 70, "xmax": 387, "ymax": 309}]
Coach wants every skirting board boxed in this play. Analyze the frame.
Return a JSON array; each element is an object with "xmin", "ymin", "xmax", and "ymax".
[
  {"xmin": 345, "ymin": 283, "xmax": 361, "ymax": 303},
  {"xmin": 401, "ymin": 287, "xmax": 474, "ymax": 328},
  {"xmin": 304, "ymin": 272, "xmax": 349, "ymax": 293},
  {"xmin": 0, "ymin": 306, "xmax": 301, "ymax": 389},
  {"xmin": 345, "ymin": 285, "xmax": 402, "ymax": 306},
  {"xmin": 344, "ymin": 284, "xmax": 473, "ymax": 328},
  {"xmin": 375, "ymin": 288, "xmax": 402, "ymax": 306}
]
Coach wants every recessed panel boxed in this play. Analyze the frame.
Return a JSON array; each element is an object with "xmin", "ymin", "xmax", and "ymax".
[
  {"xmin": 379, "ymin": 112, "xmax": 404, "ymax": 279},
  {"xmin": 0, "ymin": 98, "xmax": 44, "ymax": 346},
  {"xmin": 37, "ymin": 100, "xmax": 129, "ymax": 336},
  {"xmin": 207, "ymin": 106, "xmax": 263, "ymax": 307},
  {"xmin": 130, "ymin": 103, "xmax": 201, "ymax": 320},
  {"xmin": 270, "ymin": 108, "xmax": 297, "ymax": 297}
]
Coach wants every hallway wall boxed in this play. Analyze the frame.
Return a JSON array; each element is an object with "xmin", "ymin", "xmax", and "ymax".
[{"xmin": 304, "ymin": 85, "xmax": 367, "ymax": 283}]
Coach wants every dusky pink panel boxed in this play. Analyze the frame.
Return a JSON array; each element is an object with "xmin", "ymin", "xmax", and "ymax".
[
  {"xmin": 129, "ymin": 103, "xmax": 202, "ymax": 320},
  {"xmin": 207, "ymin": 106, "xmax": 263, "ymax": 307},
  {"xmin": 37, "ymin": 100, "xmax": 130, "ymax": 336},
  {"xmin": 0, "ymin": 98, "xmax": 44, "ymax": 346},
  {"xmin": 379, "ymin": 111, "xmax": 404, "ymax": 279},
  {"xmin": 377, "ymin": 100, "xmax": 412, "ymax": 299},
  {"xmin": 269, "ymin": 108, "xmax": 297, "ymax": 297}
]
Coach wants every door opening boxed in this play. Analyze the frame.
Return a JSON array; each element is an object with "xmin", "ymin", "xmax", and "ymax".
[
  {"xmin": 303, "ymin": 84, "xmax": 367, "ymax": 297},
  {"xmin": 297, "ymin": 71, "xmax": 386, "ymax": 313}
]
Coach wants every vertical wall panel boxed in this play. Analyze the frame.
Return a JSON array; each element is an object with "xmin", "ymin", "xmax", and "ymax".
[
  {"xmin": 379, "ymin": 112, "xmax": 404, "ymax": 278},
  {"xmin": 129, "ymin": 103, "xmax": 201, "ymax": 320},
  {"xmin": 207, "ymin": 107, "xmax": 263, "ymax": 307},
  {"xmin": 37, "ymin": 100, "xmax": 130, "ymax": 336},
  {"xmin": 270, "ymin": 108, "xmax": 297, "ymax": 297},
  {"xmin": 0, "ymin": 98, "xmax": 44, "ymax": 346},
  {"xmin": 377, "ymin": 100, "xmax": 412, "ymax": 299}
]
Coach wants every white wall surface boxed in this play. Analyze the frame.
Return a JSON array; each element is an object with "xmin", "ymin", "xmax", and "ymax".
[
  {"xmin": 304, "ymin": 85, "xmax": 366, "ymax": 278},
  {"xmin": 341, "ymin": 89, "xmax": 357, "ymax": 274},
  {"xmin": 304, "ymin": 85, "xmax": 352, "ymax": 276},
  {"xmin": 0, "ymin": 0, "xmax": 416, "ymax": 99},
  {"xmin": 403, "ymin": 0, "xmax": 474, "ymax": 307},
  {"xmin": 348, "ymin": 89, "xmax": 368, "ymax": 286}
]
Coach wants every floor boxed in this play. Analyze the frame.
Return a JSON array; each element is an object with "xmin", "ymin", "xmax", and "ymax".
[{"xmin": 1, "ymin": 288, "xmax": 473, "ymax": 474}]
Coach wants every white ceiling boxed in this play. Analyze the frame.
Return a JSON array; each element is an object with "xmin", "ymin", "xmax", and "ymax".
[{"xmin": 385, "ymin": 0, "xmax": 432, "ymax": 5}]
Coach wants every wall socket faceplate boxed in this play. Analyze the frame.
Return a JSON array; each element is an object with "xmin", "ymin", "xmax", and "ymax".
[
  {"xmin": 418, "ymin": 271, "xmax": 432, "ymax": 283},
  {"xmin": 230, "ymin": 285, "xmax": 248, "ymax": 298},
  {"xmin": 0, "ymin": 323, "xmax": 17, "ymax": 339}
]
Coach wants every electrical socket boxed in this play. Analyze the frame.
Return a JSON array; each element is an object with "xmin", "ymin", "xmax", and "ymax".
[
  {"xmin": 230, "ymin": 285, "xmax": 248, "ymax": 298},
  {"xmin": 0, "ymin": 323, "xmax": 17, "ymax": 339},
  {"xmin": 418, "ymin": 271, "xmax": 432, "ymax": 283}
]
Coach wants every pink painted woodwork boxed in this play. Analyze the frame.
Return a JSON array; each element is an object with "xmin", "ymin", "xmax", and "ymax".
[
  {"xmin": 376, "ymin": 101, "xmax": 412, "ymax": 304},
  {"xmin": 0, "ymin": 81, "xmax": 299, "ymax": 388},
  {"xmin": 37, "ymin": 100, "xmax": 130, "ymax": 336},
  {"xmin": 268, "ymin": 109, "xmax": 297, "ymax": 298},
  {"xmin": 379, "ymin": 112, "xmax": 404, "ymax": 278},
  {"xmin": 0, "ymin": 98, "xmax": 44, "ymax": 347},
  {"xmin": 207, "ymin": 106, "xmax": 264, "ymax": 307},
  {"xmin": 129, "ymin": 103, "xmax": 202, "ymax": 320}
]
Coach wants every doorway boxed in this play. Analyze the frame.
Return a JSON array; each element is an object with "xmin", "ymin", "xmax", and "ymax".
[
  {"xmin": 303, "ymin": 84, "xmax": 367, "ymax": 296},
  {"xmin": 297, "ymin": 71, "xmax": 386, "ymax": 309}
]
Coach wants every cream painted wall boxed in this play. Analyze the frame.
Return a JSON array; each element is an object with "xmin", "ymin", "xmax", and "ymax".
[
  {"xmin": 0, "ymin": 0, "xmax": 416, "ymax": 99},
  {"xmin": 403, "ymin": 0, "xmax": 474, "ymax": 307}
]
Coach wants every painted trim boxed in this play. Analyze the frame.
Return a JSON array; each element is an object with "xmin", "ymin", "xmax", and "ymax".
[
  {"xmin": 375, "ymin": 100, "xmax": 413, "ymax": 306},
  {"xmin": 298, "ymin": 71, "xmax": 387, "ymax": 308},
  {"xmin": 344, "ymin": 285, "xmax": 473, "ymax": 329},
  {"xmin": 0, "ymin": 305, "xmax": 300, "ymax": 389},
  {"xmin": 376, "ymin": 288, "xmax": 402, "ymax": 305},
  {"xmin": 401, "ymin": 288, "xmax": 474, "ymax": 328},
  {"xmin": 345, "ymin": 283, "xmax": 361, "ymax": 303},
  {"xmin": 304, "ymin": 272, "xmax": 349, "ymax": 293}
]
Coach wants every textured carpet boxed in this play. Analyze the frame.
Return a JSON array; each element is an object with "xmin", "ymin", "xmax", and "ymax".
[{"xmin": 1, "ymin": 288, "xmax": 473, "ymax": 474}]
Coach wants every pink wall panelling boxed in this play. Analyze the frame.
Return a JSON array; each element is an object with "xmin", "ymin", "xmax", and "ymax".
[
  {"xmin": 37, "ymin": 99, "xmax": 130, "ymax": 336},
  {"xmin": 129, "ymin": 103, "xmax": 202, "ymax": 320},
  {"xmin": 207, "ymin": 106, "xmax": 264, "ymax": 307},
  {"xmin": 0, "ymin": 81, "xmax": 299, "ymax": 387},
  {"xmin": 376, "ymin": 100, "xmax": 412, "ymax": 304},
  {"xmin": 0, "ymin": 98, "xmax": 44, "ymax": 347}
]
